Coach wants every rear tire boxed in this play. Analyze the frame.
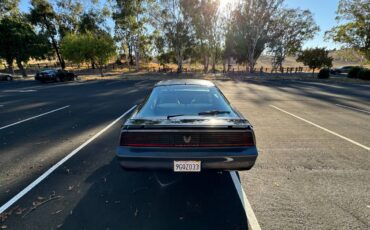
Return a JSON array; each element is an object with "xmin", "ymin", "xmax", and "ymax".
[
  {"xmin": 55, "ymin": 76, "xmax": 61, "ymax": 82},
  {"xmin": 6, "ymin": 76, "xmax": 11, "ymax": 81}
]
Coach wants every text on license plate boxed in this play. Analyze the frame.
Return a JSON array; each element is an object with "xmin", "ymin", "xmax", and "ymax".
[{"xmin": 174, "ymin": 161, "xmax": 201, "ymax": 172}]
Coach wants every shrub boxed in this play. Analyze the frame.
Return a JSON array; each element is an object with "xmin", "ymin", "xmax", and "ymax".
[
  {"xmin": 358, "ymin": 68, "xmax": 370, "ymax": 80},
  {"xmin": 347, "ymin": 66, "xmax": 362, "ymax": 78},
  {"xmin": 318, "ymin": 68, "xmax": 330, "ymax": 79}
]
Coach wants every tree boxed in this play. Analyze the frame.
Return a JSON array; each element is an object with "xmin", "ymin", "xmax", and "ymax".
[
  {"xmin": 0, "ymin": 0, "xmax": 19, "ymax": 19},
  {"xmin": 227, "ymin": 0, "xmax": 284, "ymax": 72},
  {"xmin": 114, "ymin": 0, "xmax": 153, "ymax": 71},
  {"xmin": 28, "ymin": 0, "xmax": 66, "ymax": 69},
  {"xmin": 296, "ymin": 48, "xmax": 333, "ymax": 76},
  {"xmin": 54, "ymin": 0, "xmax": 83, "ymax": 37},
  {"xmin": 154, "ymin": 0, "xmax": 195, "ymax": 73},
  {"xmin": 0, "ymin": 16, "xmax": 51, "ymax": 77},
  {"xmin": 61, "ymin": 33, "xmax": 116, "ymax": 76},
  {"xmin": 326, "ymin": 0, "xmax": 369, "ymax": 60},
  {"xmin": 268, "ymin": 8, "xmax": 319, "ymax": 69},
  {"xmin": 183, "ymin": 0, "xmax": 221, "ymax": 72}
]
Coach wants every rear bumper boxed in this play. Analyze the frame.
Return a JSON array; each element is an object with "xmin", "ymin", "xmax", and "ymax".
[{"xmin": 116, "ymin": 146, "xmax": 258, "ymax": 171}]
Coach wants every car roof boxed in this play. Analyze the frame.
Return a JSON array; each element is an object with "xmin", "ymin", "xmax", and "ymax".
[
  {"xmin": 155, "ymin": 79, "xmax": 215, "ymax": 87},
  {"xmin": 41, "ymin": 69, "xmax": 57, "ymax": 72}
]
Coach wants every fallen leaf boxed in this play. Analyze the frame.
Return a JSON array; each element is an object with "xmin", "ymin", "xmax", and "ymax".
[
  {"xmin": 134, "ymin": 209, "xmax": 139, "ymax": 217},
  {"xmin": 15, "ymin": 208, "xmax": 27, "ymax": 215},
  {"xmin": 1, "ymin": 225, "xmax": 7, "ymax": 229},
  {"xmin": 54, "ymin": 210, "xmax": 63, "ymax": 214},
  {"xmin": 37, "ymin": 196, "xmax": 45, "ymax": 201}
]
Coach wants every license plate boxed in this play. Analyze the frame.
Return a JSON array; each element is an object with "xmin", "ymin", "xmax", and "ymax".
[{"xmin": 174, "ymin": 161, "xmax": 201, "ymax": 172}]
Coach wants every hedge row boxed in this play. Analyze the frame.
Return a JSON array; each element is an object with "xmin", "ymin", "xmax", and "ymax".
[{"xmin": 348, "ymin": 67, "xmax": 370, "ymax": 80}]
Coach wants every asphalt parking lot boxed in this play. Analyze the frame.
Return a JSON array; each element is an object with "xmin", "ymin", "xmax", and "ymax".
[{"xmin": 0, "ymin": 78, "xmax": 369, "ymax": 229}]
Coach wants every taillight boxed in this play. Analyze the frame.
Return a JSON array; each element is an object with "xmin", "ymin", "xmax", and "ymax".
[{"xmin": 120, "ymin": 131, "xmax": 255, "ymax": 147}]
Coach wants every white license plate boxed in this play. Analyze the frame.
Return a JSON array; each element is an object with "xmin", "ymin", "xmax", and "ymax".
[{"xmin": 174, "ymin": 161, "xmax": 201, "ymax": 172}]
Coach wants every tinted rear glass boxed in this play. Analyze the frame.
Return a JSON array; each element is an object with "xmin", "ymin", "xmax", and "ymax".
[{"xmin": 136, "ymin": 85, "xmax": 237, "ymax": 118}]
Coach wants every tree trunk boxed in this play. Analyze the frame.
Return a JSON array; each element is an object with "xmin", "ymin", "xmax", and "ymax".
[
  {"xmin": 90, "ymin": 60, "xmax": 96, "ymax": 69},
  {"xmin": 135, "ymin": 43, "xmax": 140, "ymax": 72},
  {"xmin": 99, "ymin": 67, "xmax": 104, "ymax": 77},
  {"xmin": 128, "ymin": 44, "xmax": 134, "ymax": 66},
  {"xmin": 6, "ymin": 59, "xmax": 14, "ymax": 74},
  {"xmin": 16, "ymin": 58, "xmax": 27, "ymax": 78},
  {"xmin": 203, "ymin": 55, "xmax": 209, "ymax": 73},
  {"xmin": 50, "ymin": 37, "xmax": 65, "ymax": 69},
  {"xmin": 177, "ymin": 58, "xmax": 183, "ymax": 73},
  {"xmin": 227, "ymin": 58, "xmax": 231, "ymax": 72},
  {"xmin": 212, "ymin": 58, "xmax": 216, "ymax": 73}
]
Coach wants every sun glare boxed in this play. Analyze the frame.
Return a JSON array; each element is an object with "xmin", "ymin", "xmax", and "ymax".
[{"xmin": 219, "ymin": 0, "xmax": 239, "ymax": 14}]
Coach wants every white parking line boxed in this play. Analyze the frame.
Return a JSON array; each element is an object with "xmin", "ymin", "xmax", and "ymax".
[
  {"xmin": 0, "ymin": 105, "xmax": 70, "ymax": 131},
  {"xmin": 0, "ymin": 105, "xmax": 137, "ymax": 214},
  {"xmin": 230, "ymin": 171, "xmax": 262, "ymax": 230},
  {"xmin": 335, "ymin": 104, "xmax": 370, "ymax": 115},
  {"xmin": 270, "ymin": 105, "xmax": 370, "ymax": 151}
]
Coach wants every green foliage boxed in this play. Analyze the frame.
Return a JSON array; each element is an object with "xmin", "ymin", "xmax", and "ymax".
[
  {"xmin": 0, "ymin": 15, "xmax": 51, "ymax": 76},
  {"xmin": 61, "ymin": 33, "xmax": 116, "ymax": 76},
  {"xmin": 114, "ymin": 0, "xmax": 154, "ymax": 70},
  {"xmin": 225, "ymin": 0, "xmax": 284, "ymax": 71},
  {"xmin": 318, "ymin": 68, "xmax": 330, "ymax": 79},
  {"xmin": 326, "ymin": 0, "xmax": 370, "ymax": 60},
  {"xmin": 347, "ymin": 66, "xmax": 362, "ymax": 78},
  {"xmin": 296, "ymin": 48, "xmax": 333, "ymax": 74},
  {"xmin": 358, "ymin": 68, "xmax": 370, "ymax": 80},
  {"xmin": 269, "ymin": 9, "xmax": 319, "ymax": 68},
  {"xmin": 0, "ymin": 0, "xmax": 20, "ymax": 18},
  {"xmin": 153, "ymin": 0, "xmax": 196, "ymax": 73},
  {"xmin": 183, "ymin": 0, "xmax": 222, "ymax": 72},
  {"xmin": 28, "ymin": 0, "xmax": 65, "ymax": 68}
]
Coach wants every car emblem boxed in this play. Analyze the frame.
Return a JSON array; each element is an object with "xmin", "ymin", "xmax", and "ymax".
[{"xmin": 183, "ymin": 135, "xmax": 192, "ymax": 143}]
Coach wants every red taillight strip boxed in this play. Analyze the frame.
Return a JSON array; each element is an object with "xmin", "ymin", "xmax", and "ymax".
[
  {"xmin": 120, "ymin": 131, "xmax": 255, "ymax": 147},
  {"xmin": 124, "ymin": 143, "xmax": 254, "ymax": 147}
]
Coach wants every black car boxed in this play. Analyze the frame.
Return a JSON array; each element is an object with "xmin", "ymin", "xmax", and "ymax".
[
  {"xmin": 116, "ymin": 79, "xmax": 258, "ymax": 172},
  {"xmin": 331, "ymin": 66, "xmax": 354, "ymax": 75},
  {"xmin": 0, "ymin": 73, "xmax": 13, "ymax": 81},
  {"xmin": 35, "ymin": 69, "xmax": 77, "ymax": 83}
]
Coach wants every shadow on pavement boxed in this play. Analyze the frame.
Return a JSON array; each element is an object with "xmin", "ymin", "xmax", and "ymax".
[{"xmin": 61, "ymin": 160, "xmax": 248, "ymax": 230}]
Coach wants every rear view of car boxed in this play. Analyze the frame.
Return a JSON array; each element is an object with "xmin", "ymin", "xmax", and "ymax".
[
  {"xmin": 116, "ymin": 80, "xmax": 258, "ymax": 172},
  {"xmin": 35, "ymin": 69, "xmax": 77, "ymax": 83}
]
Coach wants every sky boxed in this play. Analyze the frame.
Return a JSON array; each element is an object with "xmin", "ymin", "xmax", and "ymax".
[{"xmin": 19, "ymin": 0, "xmax": 341, "ymax": 49}]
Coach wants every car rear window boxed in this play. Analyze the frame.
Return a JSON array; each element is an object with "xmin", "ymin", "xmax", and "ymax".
[{"xmin": 136, "ymin": 85, "xmax": 238, "ymax": 118}]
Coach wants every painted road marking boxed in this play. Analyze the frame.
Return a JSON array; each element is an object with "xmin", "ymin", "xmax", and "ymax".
[
  {"xmin": 271, "ymin": 105, "xmax": 370, "ymax": 151},
  {"xmin": 335, "ymin": 104, "xmax": 370, "ymax": 115},
  {"xmin": 230, "ymin": 171, "xmax": 262, "ymax": 230},
  {"xmin": 0, "ymin": 105, "xmax": 70, "ymax": 131},
  {"xmin": 0, "ymin": 105, "xmax": 137, "ymax": 214}
]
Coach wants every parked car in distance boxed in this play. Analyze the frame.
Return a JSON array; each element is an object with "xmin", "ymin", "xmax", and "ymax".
[
  {"xmin": 35, "ymin": 69, "xmax": 77, "ymax": 83},
  {"xmin": 0, "ymin": 73, "xmax": 13, "ymax": 81},
  {"xmin": 117, "ymin": 79, "xmax": 258, "ymax": 172},
  {"xmin": 331, "ymin": 66, "xmax": 355, "ymax": 75}
]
